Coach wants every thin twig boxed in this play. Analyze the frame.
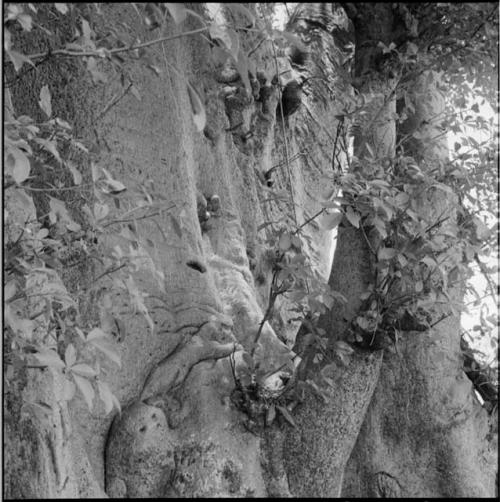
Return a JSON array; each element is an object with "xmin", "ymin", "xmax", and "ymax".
[
  {"xmin": 94, "ymin": 82, "xmax": 133, "ymax": 122},
  {"xmin": 17, "ymin": 28, "xmax": 209, "ymax": 62},
  {"xmin": 19, "ymin": 184, "xmax": 93, "ymax": 192},
  {"xmin": 269, "ymin": 33, "xmax": 298, "ymax": 229},
  {"xmin": 360, "ymin": 223, "xmax": 377, "ymax": 256},
  {"xmin": 92, "ymin": 263, "xmax": 127, "ymax": 283},
  {"xmin": 101, "ymin": 207, "xmax": 174, "ymax": 228},
  {"xmin": 293, "ymin": 208, "xmax": 325, "ymax": 235}
]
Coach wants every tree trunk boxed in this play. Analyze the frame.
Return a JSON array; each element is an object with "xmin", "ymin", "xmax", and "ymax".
[
  {"xmin": 4, "ymin": 3, "xmax": 496, "ymax": 498},
  {"xmin": 3, "ymin": 3, "xmax": 346, "ymax": 497},
  {"xmin": 283, "ymin": 4, "xmax": 397, "ymax": 496},
  {"xmin": 341, "ymin": 71, "xmax": 498, "ymax": 497}
]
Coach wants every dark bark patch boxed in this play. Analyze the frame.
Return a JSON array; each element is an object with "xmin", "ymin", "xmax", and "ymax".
[{"xmin": 186, "ymin": 260, "xmax": 207, "ymax": 273}]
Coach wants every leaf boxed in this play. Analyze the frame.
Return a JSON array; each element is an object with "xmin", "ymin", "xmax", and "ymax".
[
  {"xmin": 364, "ymin": 142, "xmax": 375, "ymax": 158},
  {"xmin": 87, "ymin": 327, "xmax": 110, "ymax": 341},
  {"xmin": 48, "ymin": 196, "xmax": 81, "ymax": 231},
  {"xmin": 334, "ymin": 340, "xmax": 355, "ymax": 356},
  {"xmin": 5, "ymin": 280, "xmax": 17, "ymax": 301},
  {"xmin": 85, "ymin": 57, "xmax": 107, "ymax": 84},
  {"xmin": 34, "ymin": 138, "xmax": 61, "ymax": 162},
  {"xmin": 290, "ymin": 234, "xmax": 302, "ymax": 249},
  {"xmin": 209, "ymin": 23, "xmax": 240, "ymax": 61},
  {"xmin": 276, "ymin": 405, "xmax": 296, "ymax": 427},
  {"xmin": 71, "ymin": 363, "xmax": 97, "ymax": 378},
  {"xmin": 65, "ymin": 343, "xmax": 77, "ymax": 367},
  {"xmin": 81, "ymin": 18, "xmax": 92, "ymax": 42},
  {"xmin": 165, "ymin": 3, "xmax": 187, "ymax": 24},
  {"xmin": 130, "ymin": 85, "xmax": 141, "ymax": 102},
  {"xmin": 278, "ymin": 232, "xmax": 291, "ymax": 251},
  {"xmin": 88, "ymin": 336, "xmax": 122, "ymax": 367},
  {"xmin": 93, "ymin": 202, "xmax": 109, "ymax": 221},
  {"xmin": 241, "ymin": 351, "xmax": 254, "ymax": 370},
  {"xmin": 186, "ymin": 82, "xmax": 206, "ymax": 132},
  {"xmin": 66, "ymin": 161, "xmax": 82, "ymax": 185},
  {"xmin": 345, "ymin": 206, "xmax": 360, "ymax": 228},
  {"xmin": 320, "ymin": 212, "xmax": 342, "ymax": 230},
  {"xmin": 266, "ymin": 404, "xmax": 276, "ymax": 426},
  {"xmin": 279, "ymin": 30, "xmax": 308, "ymax": 53},
  {"xmin": 7, "ymin": 49, "xmax": 35, "ymax": 72},
  {"xmin": 34, "ymin": 349, "xmax": 65, "ymax": 369},
  {"xmin": 415, "ymin": 280, "xmax": 423, "ymax": 293},
  {"xmin": 54, "ymin": 3, "xmax": 69, "ymax": 14},
  {"xmin": 72, "ymin": 374, "xmax": 95, "ymax": 410},
  {"xmin": 377, "ymin": 247, "xmax": 397, "ymax": 261},
  {"xmin": 75, "ymin": 327, "xmax": 86, "ymax": 341},
  {"xmin": 394, "ymin": 192, "xmax": 409, "ymax": 207},
  {"xmin": 62, "ymin": 378, "xmax": 76, "ymax": 400},
  {"xmin": 397, "ymin": 253, "xmax": 408, "ymax": 267},
  {"xmin": 38, "ymin": 85, "xmax": 52, "ymax": 118},
  {"xmin": 421, "ymin": 256, "xmax": 437, "ymax": 268},
  {"xmin": 9, "ymin": 147, "xmax": 31, "ymax": 183},
  {"xmin": 96, "ymin": 380, "xmax": 120, "ymax": 415},
  {"xmin": 97, "ymin": 178, "xmax": 127, "ymax": 195},
  {"xmin": 226, "ymin": 3, "xmax": 255, "ymax": 25}
]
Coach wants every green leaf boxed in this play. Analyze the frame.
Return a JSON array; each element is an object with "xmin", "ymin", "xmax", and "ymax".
[
  {"xmin": 226, "ymin": 3, "xmax": 255, "ymax": 25},
  {"xmin": 48, "ymin": 196, "xmax": 81, "ymax": 232},
  {"xmin": 87, "ymin": 327, "xmax": 109, "ymax": 341},
  {"xmin": 34, "ymin": 349, "xmax": 65, "ymax": 369},
  {"xmin": 75, "ymin": 327, "xmax": 86, "ymax": 341},
  {"xmin": 276, "ymin": 405, "xmax": 296, "ymax": 427},
  {"xmin": 345, "ymin": 207, "xmax": 360, "ymax": 228},
  {"xmin": 72, "ymin": 374, "xmax": 95, "ymax": 410},
  {"xmin": 8, "ymin": 147, "xmax": 31, "ymax": 183},
  {"xmin": 5, "ymin": 280, "xmax": 17, "ymax": 301},
  {"xmin": 54, "ymin": 3, "xmax": 69, "ymax": 14},
  {"xmin": 186, "ymin": 82, "xmax": 206, "ymax": 132},
  {"xmin": 377, "ymin": 247, "xmax": 397, "ymax": 261},
  {"xmin": 71, "ymin": 363, "xmax": 97, "ymax": 378},
  {"xmin": 165, "ymin": 3, "xmax": 187, "ymax": 24},
  {"xmin": 320, "ymin": 212, "xmax": 342, "ymax": 230},
  {"xmin": 66, "ymin": 161, "xmax": 82, "ymax": 185},
  {"xmin": 279, "ymin": 30, "xmax": 308, "ymax": 53},
  {"xmin": 34, "ymin": 138, "xmax": 61, "ymax": 162},
  {"xmin": 241, "ymin": 351, "xmax": 255, "ymax": 370},
  {"xmin": 394, "ymin": 192, "xmax": 410, "ymax": 207},
  {"xmin": 130, "ymin": 85, "xmax": 141, "ymax": 102},
  {"xmin": 38, "ymin": 85, "xmax": 52, "ymax": 118},
  {"xmin": 415, "ymin": 280, "xmax": 423, "ymax": 293},
  {"xmin": 93, "ymin": 202, "xmax": 109, "ymax": 221},
  {"xmin": 97, "ymin": 174, "xmax": 126, "ymax": 195},
  {"xmin": 97, "ymin": 380, "xmax": 120, "ymax": 415},
  {"xmin": 88, "ymin": 335, "xmax": 121, "ymax": 367},
  {"xmin": 65, "ymin": 343, "xmax": 77, "ymax": 367},
  {"xmin": 81, "ymin": 18, "xmax": 92, "ymax": 42},
  {"xmin": 62, "ymin": 377, "xmax": 76, "ymax": 400},
  {"xmin": 420, "ymin": 256, "xmax": 437, "ymax": 268},
  {"xmin": 397, "ymin": 253, "xmax": 408, "ymax": 267},
  {"xmin": 266, "ymin": 404, "xmax": 276, "ymax": 426},
  {"xmin": 278, "ymin": 232, "xmax": 291, "ymax": 251}
]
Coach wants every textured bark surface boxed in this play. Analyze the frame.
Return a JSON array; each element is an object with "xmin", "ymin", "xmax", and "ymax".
[
  {"xmin": 341, "ymin": 72, "xmax": 498, "ymax": 497},
  {"xmin": 4, "ymin": 3, "xmax": 497, "ymax": 498},
  {"xmin": 281, "ymin": 4, "xmax": 396, "ymax": 496},
  {"xmin": 3, "ymin": 3, "xmax": 341, "ymax": 498}
]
